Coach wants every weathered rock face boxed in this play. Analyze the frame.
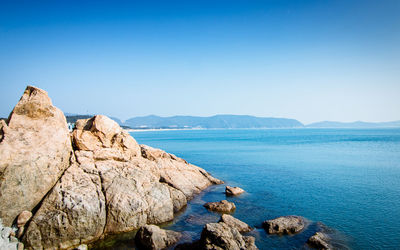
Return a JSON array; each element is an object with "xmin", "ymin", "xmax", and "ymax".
[
  {"xmin": 140, "ymin": 145, "xmax": 223, "ymax": 198},
  {"xmin": 0, "ymin": 86, "xmax": 73, "ymax": 227},
  {"xmin": 135, "ymin": 224, "xmax": 181, "ymax": 250},
  {"xmin": 0, "ymin": 86, "xmax": 222, "ymax": 249},
  {"xmin": 204, "ymin": 200, "xmax": 236, "ymax": 213},
  {"xmin": 262, "ymin": 215, "xmax": 306, "ymax": 235},
  {"xmin": 199, "ymin": 222, "xmax": 257, "ymax": 250},
  {"xmin": 219, "ymin": 214, "xmax": 252, "ymax": 233},
  {"xmin": 23, "ymin": 162, "xmax": 107, "ymax": 249},
  {"xmin": 225, "ymin": 186, "xmax": 245, "ymax": 196},
  {"xmin": 307, "ymin": 232, "xmax": 331, "ymax": 250}
]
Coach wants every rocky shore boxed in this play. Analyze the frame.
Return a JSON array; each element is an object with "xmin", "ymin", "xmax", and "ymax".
[
  {"xmin": 1, "ymin": 86, "xmax": 337, "ymax": 250},
  {"xmin": 0, "ymin": 86, "xmax": 222, "ymax": 249}
]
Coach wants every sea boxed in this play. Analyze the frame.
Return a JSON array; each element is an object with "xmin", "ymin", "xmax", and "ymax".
[{"xmin": 94, "ymin": 128, "xmax": 400, "ymax": 249}]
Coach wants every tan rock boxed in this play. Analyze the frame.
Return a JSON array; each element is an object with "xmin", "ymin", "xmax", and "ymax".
[
  {"xmin": 135, "ymin": 224, "xmax": 181, "ymax": 250},
  {"xmin": 226, "ymin": 186, "xmax": 245, "ymax": 196},
  {"xmin": 1, "ymin": 86, "xmax": 222, "ymax": 249},
  {"xmin": 262, "ymin": 215, "xmax": 306, "ymax": 234},
  {"xmin": 204, "ymin": 200, "xmax": 236, "ymax": 213},
  {"xmin": 17, "ymin": 211, "xmax": 32, "ymax": 228},
  {"xmin": 141, "ymin": 145, "xmax": 223, "ymax": 198},
  {"xmin": 307, "ymin": 232, "xmax": 331, "ymax": 249},
  {"xmin": 219, "ymin": 214, "xmax": 252, "ymax": 233},
  {"xmin": 200, "ymin": 222, "xmax": 258, "ymax": 250},
  {"xmin": 23, "ymin": 163, "xmax": 106, "ymax": 249},
  {"xmin": 0, "ymin": 86, "xmax": 73, "ymax": 226},
  {"xmin": 17, "ymin": 227, "xmax": 24, "ymax": 239},
  {"xmin": 17, "ymin": 242, "xmax": 24, "ymax": 250},
  {"xmin": 166, "ymin": 185, "xmax": 187, "ymax": 213}
]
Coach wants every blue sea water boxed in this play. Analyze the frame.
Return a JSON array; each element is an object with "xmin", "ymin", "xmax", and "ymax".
[{"xmin": 94, "ymin": 128, "xmax": 400, "ymax": 249}]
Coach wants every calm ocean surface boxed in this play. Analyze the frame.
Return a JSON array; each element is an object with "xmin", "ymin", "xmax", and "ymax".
[{"xmin": 96, "ymin": 128, "xmax": 400, "ymax": 249}]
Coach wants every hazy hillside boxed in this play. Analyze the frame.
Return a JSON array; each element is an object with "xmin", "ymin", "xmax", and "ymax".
[
  {"xmin": 65, "ymin": 114, "xmax": 123, "ymax": 126},
  {"xmin": 307, "ymin": 120, "xmax": 400, "ymax": 128},
  {"xmin": 124, "ymin": 115, "xmax": 304, "ymax": 129}
]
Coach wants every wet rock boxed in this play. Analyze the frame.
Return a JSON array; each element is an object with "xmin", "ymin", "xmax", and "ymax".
[
  {"xmin": 262, "ymin": 215, "xmax": 306, "ymax": 234},
  {"xmin": 185, "ymin": 213, "xmax": 219, "ymax": 226},
  {"xmin": 166, "ymin": 185, "xmax": 187, "ymax": 213},
  {"xmin": 219, "ymin": 214, "xmax": 252, "ymax": 233},
  {"xmin": 307, "ymin": 232, "xmax": 331, "ymax": 250},
  {"xmin": 225, "ymin": 186, "xmax": 245, "ymax": 196},
  {"xmin": 200, "ymin": 222, "xmax": 257, "ymax": 250},
  {"xmin": 135, "ymin": 225, "xmax": 181, "ymax": 250},
  {"xmin": 204, "ymin": 200, "xmax": 236, "ymax": 213}
]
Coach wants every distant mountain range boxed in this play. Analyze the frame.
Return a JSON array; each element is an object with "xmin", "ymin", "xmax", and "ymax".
[
  {"xmin": 124, "ymin": 115, "xmax": 303, "ymax": 129},
  {"xmin": 64, "ymin": 113, "xmax": 400, "ymax": 129}
]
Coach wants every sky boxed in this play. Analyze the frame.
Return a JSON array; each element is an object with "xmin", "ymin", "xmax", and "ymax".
[{"xmin": 0, "ymin": 0, "xmax": 399, "ymax": 124}]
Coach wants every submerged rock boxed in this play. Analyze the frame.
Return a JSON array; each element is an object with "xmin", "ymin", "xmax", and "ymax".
[
  {"xmin": 225, "ymin": 186, "xmax": 245, "ymax": 196},
  {"xmin": 307, "ymin": 232, "xmax": 331, "ymax": 249},
  {"xmin": 0, "ymin": 86, "xmax": 222, "ymax": 249},
  {"xmin": 204, "ymin": 200, "xmax": 236, "ymax": 213},
  {"xmin": 262, "ymin": 215, "xmax": 306, "ymax": 234},
  {"xmin": 219, "ymin": 214, "xmax": 252, "ymax": 233},
  {"xmin": 135, "ymin": 224, "xmax": 181, "ymax": 250}
]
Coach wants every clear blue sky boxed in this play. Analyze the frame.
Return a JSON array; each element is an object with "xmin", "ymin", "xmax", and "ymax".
[{"xmin": 1, "ymin": 0, "xmax": 399, "ymax": 124}]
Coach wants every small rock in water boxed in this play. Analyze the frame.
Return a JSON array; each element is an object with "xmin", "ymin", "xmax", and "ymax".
[
  {"xmin": 219, "ymin": 214, "xmax": 253, "ymax": 233},
  {"xmin": 135, "ymin": 224, "xmax": 181, "ymax": 250},
  {"xmin": 225, "ymin": 186, "xmax": 245, "ymax": 196},
  {"xmin": 200, "ymin": 222, "xmax": 258, "ymax": 250},
  {"xmin": 203, "ymin": 200, "xmax": 236, "ymax": 213},
  {"xmin": 307, "ymin": 232, "xmax": 331, "ymax": 249},
  {"xmin": 262, "ymin": 215, "xmax": 306, "ymax": 234}
]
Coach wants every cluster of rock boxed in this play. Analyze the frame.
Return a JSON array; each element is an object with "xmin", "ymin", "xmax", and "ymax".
[
  {"xmin": 174, "ymin": 215, "xmax": 257, "ymax": 250},
  {"xmin": 135, "ymin": 225, "xmax": 182, "ymax": 250},
  {"xmin": 0, "ymin": 86, "xmax": 223, "ymax": 249},
  {"xmin": 0, "ymin": 86, "xmax": 336, "ymax": 250},
  {"xmin": 262, "ymin": 215, "xmax": 332, "ymax": 249}
]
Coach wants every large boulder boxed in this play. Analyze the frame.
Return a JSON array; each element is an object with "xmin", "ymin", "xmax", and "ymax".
[
  {"xmin": 204, "ymin": 200, "xmax": 236, "ymax": 213},
  {"xmin": 262, "ymin": 215, "xmax": 306, "ymax": 234},
  {"xmin": 219, "ymin": 214, "xmax": 252, "ymax": 233},
  {"xmin": 0, "ymin": 86, "xmax": 73, "ymax": 227},
  {"xmin": 135, "ymin": 224, "xmax": 181, "ymax": 250}
]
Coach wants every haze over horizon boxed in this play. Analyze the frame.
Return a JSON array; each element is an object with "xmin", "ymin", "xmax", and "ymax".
[{"xmin": 1, "ymin": 0, "xmax": 399, "ymax": 124}]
